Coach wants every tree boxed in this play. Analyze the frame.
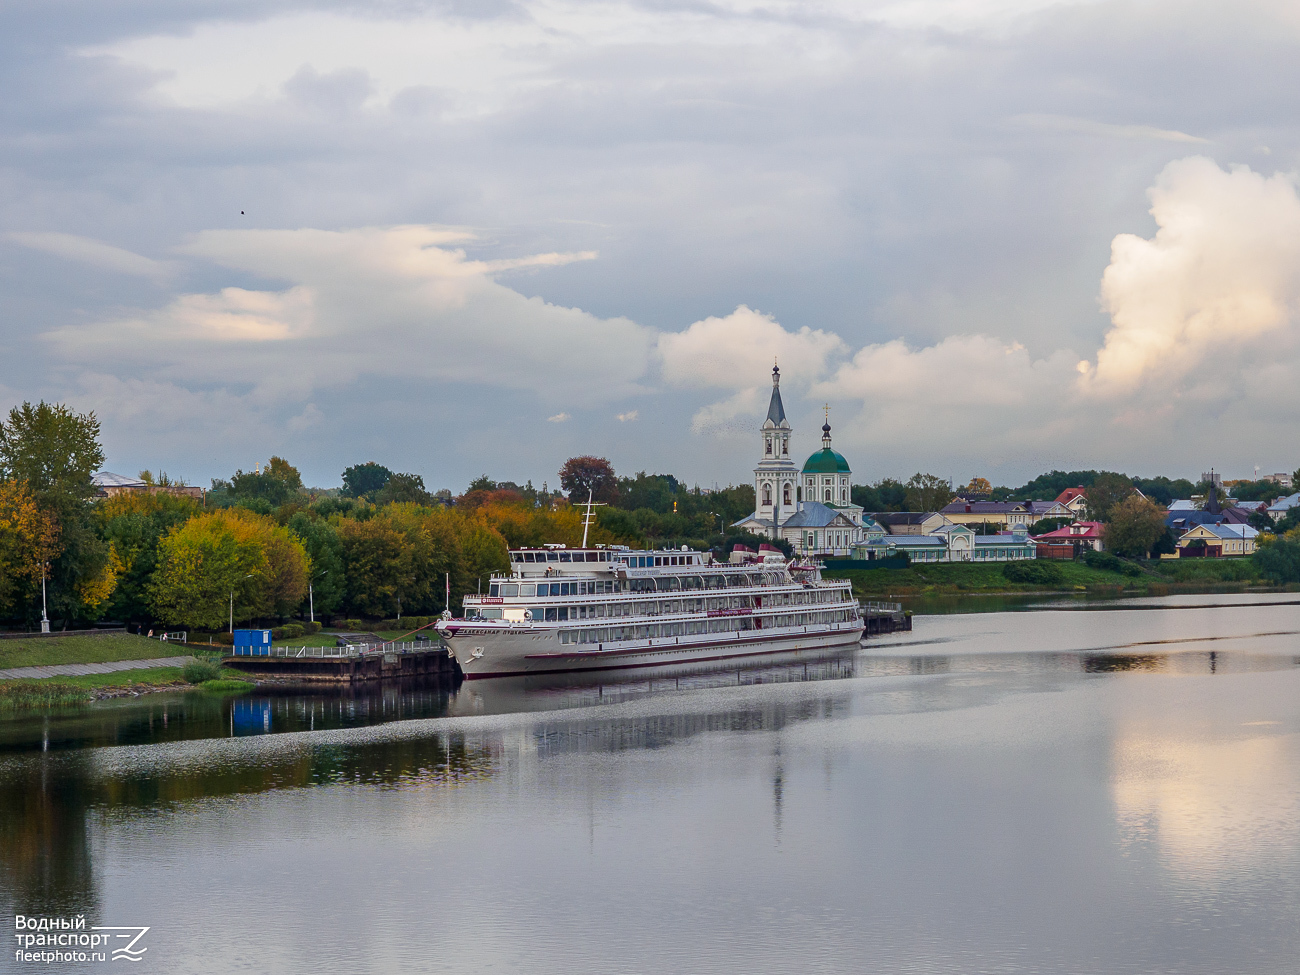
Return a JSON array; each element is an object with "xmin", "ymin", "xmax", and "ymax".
[
  {"xmin": 338, "ymin": 517, "xmax": 411, "ymax": 617},
  {"xmin": 229, "ymin": 457, "xmax": 302, "ymax": 507},
  {"xmin": 341, "ymin": 462, "xmax": 392, "ymax": 499},
  {"xmin": 963, "ymin": 477, "xmax": 992, "ymax": 496},
  {"xmin": 287, "ymin": 513, "xmax": 346, "ymax": 616},
  {"xmin": 0, "ymin": 402, "xmax": 104, "ymax": 500},
  {"xmin": 374, "ymin": 472, "xmax": 432, "ymax": 506},
  {"xmin": 904, "ymin": 473, "xmax": 953, "ymax": 513},
  {"xmin": 1014, "ymin": 470, "xmax": 1100, "ymax": 500},
  {"xmin": 559, "ymin": 456, "xmax": 618, "ymax": 504},
  {"xmin": 1254, "ymin": 538, "xmax": 1300, "ymax": 583},
  {"xmin": 148, "ymin": 509, "xmax": 309, "ymax": 628},
  {"xmin": 1085, "ymin": 472, "xmax": 1134, "ymax": 523},
  {"xmin": 0, "ymin": 480, "xmax": 62, "ymax": 618},
  {"xmin": 96, "ymin": 491, "xmax": 201, "ymax": 621},
  {"xmin": 266, "ymin": 456, "xmax": 303, "ymax": 492},
  {"xmin": 1104, "ymin": 494, "xmax": 1168, "ymax": 558},
  {"xmin": 0, "ymin": 402, "xmax": 109, "ymax": 622}
]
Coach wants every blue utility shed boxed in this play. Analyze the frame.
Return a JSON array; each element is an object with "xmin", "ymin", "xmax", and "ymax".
[{"xmin": 233, "ymin": 629, "xmax": 272, "ymax": 656}]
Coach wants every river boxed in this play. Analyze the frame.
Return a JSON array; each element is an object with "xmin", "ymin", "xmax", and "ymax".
[{"xmin": 2, "ymin": 593, "xmax": 1298, "ymax": 973}]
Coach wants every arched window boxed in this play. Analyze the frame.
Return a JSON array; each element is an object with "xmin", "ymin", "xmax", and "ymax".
[
  {"xmin": 841, "ymin": 489, "xmax": 847, "ymax": 502},
  {"xmin": 762, "ymin": 484, "xmax": 772, "ymax": 505},
  {"xmin": 824, "ymin": 488, "xmax": 832, "ymax": 502},
  {"xmin": 765, "ymin": 438, "xmax": 772, "ymax": 455},
  {"xmin": 783, "ymin": 484, "xmax": 792, "ymax": 505},
  {"xmin": 782, "ymin": 438, "xmax": 788, "ymax": 456}
]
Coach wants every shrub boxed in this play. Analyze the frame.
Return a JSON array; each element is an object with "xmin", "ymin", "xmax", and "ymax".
[
  {"xmin": 1001, "ymin": 560, "xmax": 1064, "ymax": 585},
  {"xmin": 1082, "ymin": 550, "xmax": 1141, "ymax": 576},
  {"xmin": 182, "ymin": 659, "xmax": 223, "ymax": 684},
  {"xmin": 1254, "ymin": 539, "xmax": 1300, "ymax": 583},
  {"xmin": 342, "ymin": 619, "xmax": 365, "ymax": 631},
  {"xmin": 302, "ymin": 620, "xmax": 322, "ymax": 635},
  {"xmin": 271, "ymin": 623, "xmax": 304, "ymax": 640},
  {"xmin": 213, "ymin": 632, "xmax": 233, "ymax": 646}
]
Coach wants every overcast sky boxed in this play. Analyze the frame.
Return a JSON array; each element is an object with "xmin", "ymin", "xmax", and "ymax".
[{"xmin": 3, "ymin": 0, "xmax": 1299, "ymax": 492}]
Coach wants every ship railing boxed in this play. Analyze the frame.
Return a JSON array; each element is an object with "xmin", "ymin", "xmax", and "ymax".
[
  {"xmin": 252, "ymin": 641, "xmax": 444, "ymax": 659},
  {"xmin": 860, "ymin": 601, "xmax": 903, "ymax": 616}
]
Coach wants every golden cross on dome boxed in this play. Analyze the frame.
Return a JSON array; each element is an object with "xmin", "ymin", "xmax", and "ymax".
[{"xmin": 823, "ymin": 403, "xmax": 830, "ymax": 423}]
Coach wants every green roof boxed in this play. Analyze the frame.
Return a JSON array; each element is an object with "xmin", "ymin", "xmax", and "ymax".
[{"xmin": 803, "ymin": 448, "xmax": 851, "ymax": 474}]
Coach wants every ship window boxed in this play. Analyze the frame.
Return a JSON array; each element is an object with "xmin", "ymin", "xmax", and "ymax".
[
  {"xmin": 479, "ymin": 609, "xmax": 503, "ymax": 619},
  {"xmin": 547, "ymin": 552, "xmax": 559, "ymax": 561},
  {"xmin": 545, "ymin": 608, "xmax": 558, "ymax": 621},
  {"xmin": 502, "ymin": 584, "xmax": 518, "ymax": 597},
  {"xmin": 489, "ymin": 584, "xmax": 500, "ymax": 597},
  {"xmin": 530, "ymin": 607, "xmax": 544, "ymax": 620},
  {"xmin": 520, "ymin": 584, "xmax": 536, "ymax": 597},
  {"xmin": 587, "ymin": 552, "xmax": 598, "ymax": 562},
  {"xmin": 559, "ymin": 552, "xmax": 572, "ymax": 562}
]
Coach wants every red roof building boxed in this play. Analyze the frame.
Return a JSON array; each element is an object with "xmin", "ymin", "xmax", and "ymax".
[{"xmin": 1033, "ymin": 521, "xmax": 1105, "ymax": 559}]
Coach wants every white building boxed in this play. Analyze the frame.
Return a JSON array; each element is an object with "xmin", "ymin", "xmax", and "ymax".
[{"xmin": 732, "ymin": 365, "xmax": 872, "ymax": 556}]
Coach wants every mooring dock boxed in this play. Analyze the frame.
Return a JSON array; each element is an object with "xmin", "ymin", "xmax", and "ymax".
[
  {"xmin": 861, "ymin": 601, "xmax": 911, "ymax": 636},
  {"xmin": 222, "ymin": 641, "xmax": 460, "ymax": 682}
]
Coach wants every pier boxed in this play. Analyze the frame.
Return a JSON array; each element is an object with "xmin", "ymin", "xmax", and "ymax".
[
  {"xmin": 222, "ymin": 642, "xmax": 461, "ymax": 683},
  {"xmin": 861, "ymin": 601, "xmax": 911, "ymax": 636}
]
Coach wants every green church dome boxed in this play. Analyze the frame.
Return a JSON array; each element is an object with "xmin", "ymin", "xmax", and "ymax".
[{"xmin": 803, "ymin": 448, "xmax": 851, "ymax": 474}]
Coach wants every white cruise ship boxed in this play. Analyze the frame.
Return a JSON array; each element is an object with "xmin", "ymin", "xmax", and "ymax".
[{"xmin": 436, "ymin": 544, "xmax": 864, "ymax": 679}]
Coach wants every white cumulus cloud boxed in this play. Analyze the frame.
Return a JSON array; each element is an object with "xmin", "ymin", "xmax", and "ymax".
[{"xmin": 1085, "ymin": 157, "xmax": 1300, "ymax": 393}]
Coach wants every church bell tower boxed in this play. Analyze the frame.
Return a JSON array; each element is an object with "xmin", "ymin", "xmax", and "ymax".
[{"xmin": 754, "ymin": 363, "xmax": 798, "ymax": 536}]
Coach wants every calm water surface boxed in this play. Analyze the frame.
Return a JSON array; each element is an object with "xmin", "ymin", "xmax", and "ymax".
[{"xmin": 2, "ymin": 594, "xmax": 1298, "ymax": 974}]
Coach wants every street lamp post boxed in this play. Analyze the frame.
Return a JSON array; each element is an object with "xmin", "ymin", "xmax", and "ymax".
[{"xmin": 40, "ymin": 563, "xmax": 49, "ymax": 634}]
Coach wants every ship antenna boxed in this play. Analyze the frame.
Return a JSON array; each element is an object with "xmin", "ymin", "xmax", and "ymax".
[{"xmin": 580, "ymin": 488, "xmax": 606, "ymax": 548}]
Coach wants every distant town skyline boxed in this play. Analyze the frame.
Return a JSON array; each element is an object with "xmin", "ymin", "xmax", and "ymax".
[{"xmin": 3, "ymin": 1, "xmax": 1299, "ymax": 490}]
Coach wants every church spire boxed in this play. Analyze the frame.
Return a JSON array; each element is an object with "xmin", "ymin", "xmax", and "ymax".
[
  {"xmin": 766, "ymin": 360, "xmax": 787, "ymax": 426},
  {"xmin": 821, "ymin": 404, "xmax": 832, "ymax": 449}
]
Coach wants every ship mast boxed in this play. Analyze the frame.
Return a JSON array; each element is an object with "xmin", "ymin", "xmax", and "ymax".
[{"xmin": 580, "ymin": 488, "xmax": 607, "ymax": 548}]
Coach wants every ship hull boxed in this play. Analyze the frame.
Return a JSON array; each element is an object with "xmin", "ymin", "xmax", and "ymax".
[{"xmin": 438, "ymin": 621, "xmax": 865, "ymax": 679}]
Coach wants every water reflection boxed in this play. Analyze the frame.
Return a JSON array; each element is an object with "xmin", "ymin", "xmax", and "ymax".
[
  {"xmin": 0, "ymin": 594, "xmax": 1297, "ymax": 975},
  {"xmin": 0, "ymin": 756, "xmax": 99, "ymax": 919}
]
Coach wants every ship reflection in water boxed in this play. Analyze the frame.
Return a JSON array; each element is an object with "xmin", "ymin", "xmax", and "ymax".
[{"xmin": 1, "ymin": 594, "xmax": 1298, "ymax": 974}]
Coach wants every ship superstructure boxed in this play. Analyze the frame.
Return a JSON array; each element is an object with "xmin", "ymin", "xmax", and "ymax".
[{"xmin": 436, "ymin": 544, "xmax": 864, "ymax": 678}]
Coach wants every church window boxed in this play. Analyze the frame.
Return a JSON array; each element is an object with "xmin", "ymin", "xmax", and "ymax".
[
  {"xmin": 765, "ymin": 438, "xmax": 772, "ymax": 455},
  {"xmin": 824, "ymin": 488, "xmax": 832, "ymax": 502},
  {"xmin": 841, "ymin": 489, "xmax": 847, "ymax": 502},
  {"xmin": 783, "ymin": 484, "xmax": 791, "ymax": 505},
  {"xmin": 762, "ymin": 484, "xmax": 772, "ymax": 505}
]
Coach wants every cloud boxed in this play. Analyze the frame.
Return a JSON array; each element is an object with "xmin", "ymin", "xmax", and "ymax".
[
  {"xmin": 45, "ymin": 225, "xmax": 654, "ymax": 404},
  {"xmin": 1083, "ymin": 157, "xmax": 1300, "ymax": 393},
  {"xmin": 659, "ymin": 306, "xmax": 847, "ymax": 390},
  {"xmin": 616, "ymin": 410, "xmax": 638, "ymax": 422},
  {"xmin": 1012, "ymin": 114, "xmax": 1209, "ymax": 144},
  {"xmin": 547, "ymin": 412, "xmax": 571, "ymax": 423},
  {"xmin": 7, "ymin": 231, "xmax": 171, "ymax": 280}
]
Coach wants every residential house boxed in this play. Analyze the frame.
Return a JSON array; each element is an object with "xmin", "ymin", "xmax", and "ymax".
[
  {"xmin": 1267, "ymin": 492, "xmax": 1300, "ymax": 523},
  {"xmin": 868, "ymin": 511, "xmax": 949, "ymax": 535},
  {"xmin": 1055, "ymin": 487, "xmax": 1089, "ymax": 519},
  {"xmin": 1033, "ymin": 521, "xmax": 1106, "ymax": 559},
  {"xmin": 1175, "ymin": 523, "xmax": 1258, "ymax": 558},
  {"xmin": 853, "ymin": 522, "xmax": 1037, "ymax": 563},
  {"xmin": 92, "ymin": 471, "xmax": 204, "ymax": 501},
  {"xmin": 1165, "ymin": 484, "xmax": 1253, "ymax": 534},
  {"xmin": 938, "ymin": 500, "xmax": 1034, "ymax": 529}
]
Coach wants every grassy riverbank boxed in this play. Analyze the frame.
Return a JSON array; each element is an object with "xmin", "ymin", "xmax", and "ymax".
[
  {"xmin": 0, "ymin": 632, "xmax": 182, "ymax": 670},
  {"xmin": 0, "ymin": 665, "xmax": 255, "ymax": 710},
  {"xmin": 827, "ymin": 557, "xmax": 1273, "ymax": 598}
]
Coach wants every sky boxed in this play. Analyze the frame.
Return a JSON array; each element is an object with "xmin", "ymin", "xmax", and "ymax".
[{"xmin": 2, "ymin": 0, "xmax": 1299, "ymax": 493}]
